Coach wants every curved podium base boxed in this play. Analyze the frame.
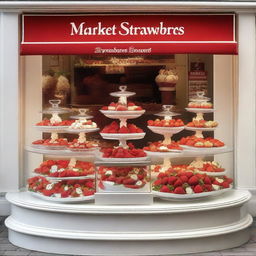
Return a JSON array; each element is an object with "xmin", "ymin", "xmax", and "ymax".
[{"xmin": 5, "ymin": 190, "xmax": 252, "ymax": 256}]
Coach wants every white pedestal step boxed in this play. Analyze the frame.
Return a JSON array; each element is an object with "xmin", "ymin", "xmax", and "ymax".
[{"xmin": 5, "ymin": 190, "xmax": 252, "ymax": 255}]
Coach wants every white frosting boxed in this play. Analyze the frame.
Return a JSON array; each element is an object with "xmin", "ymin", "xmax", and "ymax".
[
  {"xmin": 76, "ymin": 187, "xmax": 83, "ymax": 195},
  {"xmin": 186, "ymin": 187, "xmax": 194, "ymax": 194},
  {"xmin": 50, "ymin": 113, "xmax": 62, "ymax": 124},
  {"xmin": 105, "ymin": 170, "xmax": 113, "ymax": 176},
  {"xmin": 108, "ymin": 106, "xmax": 116, "ymax": 110},
  {"xmin": 64, "ymin": 185, "xmax": 69, "ymax": 191},
  {"xmin": 135, "ymin": 180, "xmax": 143, "ymax": 186},
  {"xmin": 130, "ymin": 174, "xmax": 138, "ymax": 180},
  {"xmin": 50, "ymin": 165, "xmax": 58, "ymax": 173},
  {"xmin": 212, "ymin": 184, "xmax": 220, "ymax": 190},
  {"xmin": 216, "ymin": 178, "xmax": 224, "ymax": 183},
  {"xmin": 46, "ymin": 184, "xmax": 54, "ymax": 190}
]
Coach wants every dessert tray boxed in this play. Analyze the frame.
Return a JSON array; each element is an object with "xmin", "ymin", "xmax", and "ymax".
[{"xmin": 153, "ymin": 188, "xmax": 232, "ymax": 201}]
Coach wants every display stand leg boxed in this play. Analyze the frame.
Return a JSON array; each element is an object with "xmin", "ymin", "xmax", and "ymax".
[
  {"xmin": 119, "ymin": 139, "xmax": 128, "ymax": 148},
  {"xmin": 68, "ymin": 157, "xmax": 77, "ymax": 168},
  {"xmin": 163, "ymin": 157, "xmax": 172, "ymax": 169},
  {"xmin": 195, "ymin": 130, "xmax": 204, "ymax": 138},
  {"xmin": 163, "ymin": 133, "xmax": 172, "ymax": 145},
  {"xmin": 120, "ymin": 118, "xmax": 127, "ymax": 127},
  {"xmin": 78, "ymin": 132, "xmax": 86, "ymax": 143},
  {"xmin": 196, "ymin": 112, "xmax": 204, "ymax": 121}
]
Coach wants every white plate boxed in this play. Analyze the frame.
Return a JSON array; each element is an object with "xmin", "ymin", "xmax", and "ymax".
[
  {"xmin": 65, "ymin": 127, "xmax": 99, "ymax": 134},
  {"xmin": 25, "ymin": 145, "xmax": 96, "ymax": 158},
  {"xmin": 153, "ymin": 187, "xmax": 232, "ymax": 201},
  {"xmin": 181, "ymin": 145, "xmax": 227, "ymax": 151},
  {"xmin": 33, "ymin": 125, "xmax": 70, "ymax": 133},
  {"xmin": 185, "ymin": 108, "xmax": 215, "ymax": 114},
  {"xmin": 31, "ymin": 144, "xmax": 67, "ymax": 150},
  {"xmin": 100, "ymin": 110, "xmax": 145, "ymax": 119},
  {"xmin": 67, "ymin": 147, "xmax": 98, "ymax": 153},
  {"xmin": 96, "ymin": 155, "xmax": 149, "ymax": 163},
  {"xmin": 185, "ymin": 126, "xmax": 217, "ymax": 132},
  {"xmin": 144, "ymin": 150, "xmax": 183, "ymax": 157},
  {"xmin": 29, "ymin": 191, "xmax": 95, "ymax": 203},
  {"xmin": 100, "ymin": 132, "xmax": 145, "ymax": 140},
  {"xmin": 147, "ymin": 126, "xmax": 184, "ymax": 135},
  {"xmin": 196, "ymin": 170, "xmax": 227, "ymax": 176},
  {"xmin": 100, "ymin": 181, "xmax": 149, "ymax": 192},
  {"xmin": 32, "ymin": 174, "xmax": 95, "ymax": 181}
]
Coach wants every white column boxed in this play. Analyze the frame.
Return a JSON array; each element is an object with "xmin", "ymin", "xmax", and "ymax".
[
  {"xmin": 0, "ymin": 12, "xmax": 20, "ymax": 192},
  {"xmin": 235, "ymin": 13, "xmax": 256, "ymax": 190},
  {"xmin": 214, "ymin": 55, "xmax": 234, "ymax": 178},
  {"xmin": 23, "ymin": 56, "xmax": 43, "ymax": 184}
]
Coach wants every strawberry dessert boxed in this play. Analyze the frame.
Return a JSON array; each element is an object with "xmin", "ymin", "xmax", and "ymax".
[
  {"xmin": 101, "ymin": 143, "xmax": 146, "ymax": 158},
  {"xmin": 28, "ymin": 176, "xmax": 95, "ymax": 198},
  {"xmin": 188, "ymin": 101, "xmax": 213, "ymax": 109},
  {"xmin": 187, "ymin": 120, "xmax": 218, "ymax": 128},
  {"xmin": 187, "ymin": 91, "xmax": 213, "ymax": 109},
  {"xmin": 101, "ymin": 121, "xmax": 144, "ymax": 134},
  {"xmin": 98, "ymin": 166, "xmax": 148, "ymax": 190},
  {"xmin": 101, "ymin": 102, "xmax": 143, "ymax": 111},
  {"xmin": 32, "ymin": 138, "xmax": 68, "ymax": 148},
  {"xmin": 34, "ymin": 160, "xmax": 95, "ymax": 177},
  {"xmin": 189, "ymin": 160, "xmax": 225, "ymax": 173},
  {"xmin": 68, "ymin": 139, "xmax": 98, "ymax": 151},
  {"xmin": 148, "ymin": 118, "xmax": 184, "ymax": 127},
  {"xmin": 36, "ymin": 119, "xmax": 74, "ymax": 126},
  {"xmin": 144, "ymin": 141, "xmax": 182, "ymax": 152},
  {"xmin": 153, "ymin": 169, "xmax": 233, "ymax": 194},
  {"xmin": 68, "ymin": 119, "xmax": 97, "ymax": 130},
  {"xmin": 179, "ymin": 136, "xmax": 225, "ymax": 148}
]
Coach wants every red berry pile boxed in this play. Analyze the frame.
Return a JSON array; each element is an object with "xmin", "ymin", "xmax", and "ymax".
[
  {"xmin": 179, "ymin": 136, "xmax": 225, "ymax": 148},
  {"xmin": 101, "ymin": 121, "xmax": 144, "ymax": 134},
  {"xmin": 36, "ymin": 119, "xmax": 74, "ymax": 126},
  {"xmin": 101, "ymin": 143, "xmax": 146, "ymax": 158},
  {"xmin": 153, "ymin": 170, "xmax": 233, "ymax": 194},
  {"xmin": 32, "ymin": 138, "xmax": 69, "ymax": 147},
  {"xmin": 68, "ymin": 139, "xmax": 98, "ymax": 151},
  {"xmin": 99, "ymin": 166, "xmax": 148, "ymax": 190},
  {"xmin": 144, "ymin": 141, "xmax": 182, "ymax": 152},
  {"xmin": 28, "ymin": 176, "xmax": 95, "ymax": 198},
  {"xmin": 34, "ymin": 160, "xmax": 95, "ymax": 177},
  {"xmin": 101, "ymin": 102, "xmax": 143, "ymax": 111},
  {"xmin": 147, "ymin": 119, "xmax": 184, "ymax": 127}
]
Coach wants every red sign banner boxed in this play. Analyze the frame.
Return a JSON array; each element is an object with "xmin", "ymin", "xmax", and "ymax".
[{"xmin": 21, "ymin": 14, "xmax": 237, "ymax": 55}]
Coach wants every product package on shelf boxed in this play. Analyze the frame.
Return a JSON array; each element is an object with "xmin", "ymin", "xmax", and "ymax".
[{"xmin": 96, "ymin": 85, "xmax": 153, "ymax": 205}]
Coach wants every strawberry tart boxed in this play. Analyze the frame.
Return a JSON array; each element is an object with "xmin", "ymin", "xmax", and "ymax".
[
  {"xmin": 179, "ymin": 136, "xmax": 225, "ymax": 148},
  {"xmin": 34, "ymin": 160, "xmax": 95, "ymax": 178},
  {"xmin": 98, "ymin": 166, "xmax": 148, "ymax": 191}
]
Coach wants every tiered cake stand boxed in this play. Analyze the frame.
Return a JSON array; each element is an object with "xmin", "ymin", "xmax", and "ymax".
[
  {"xmin": 96, "ymin": 86, "xmax": 152, "ymax": 204},
  {"xmin": 145, "ymin": 105, "xmax": 184, "ymax": 176},
  {"xmin": 26, "ymin": 101, "xmax": 97, "ymax": 203}
]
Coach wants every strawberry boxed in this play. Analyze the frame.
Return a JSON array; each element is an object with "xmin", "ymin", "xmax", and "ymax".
[
  {"xmin": 180, "ymin": 175, "xmax": 188, "ymax": 183},
  {"xmin": 221, "ymin": 181, "xmax": 230, "ymax": 188},
  {"xmin": 203, "ymin": 177, "xmax": 212, "ymax": 185},
  {"xmin": 158, "ymin": 173, "xmax": 168, "ymax": 178},
  {"xmin": 160, "ymin": 185, "xmax": 171, "ymax": 193},
  {"xmin": 123, "ymin": 178, "xmax": 135, "ymax": 185},
  {"xmin": 168, "ymin": 176, "xmax": 177, "ymax": 185},
  {"xmin": 116, "ymin": 105, "xmax": 127, "ymax": 111},
  {"xmin": 174, "ymin": 178, "xmax": 183, "ymax": 187},
  {"xmin": 188, "ymin": 176, "xmax": 199, "ymax": 186},
  {"xmin": 107, "ymin": 175, "xmax": 116, "ymax": 182},
  {"xmin": 161, "ymin": 177, "xmax": 169, "ymax": 185},
  {"xmin": 193, "ymin": 185, "xmax": 204, "ymax": 193},
  {"xmin": 119, "ymin": 126, "xmax": 130, "ymax": 133},
  {"xmin": 154, "ymin": 179, "xmax": 162, "ymax": 186},
  {"xmin": 174, "ymin": 186, "xmax": 185, "ymax": 194},
  {"xmin": 204, "ymin": 184, "xmax": 213, "ymax": 191},
  {"xmin": 184, "ymin": 172, "xmax": 194, "ymax": 178}
]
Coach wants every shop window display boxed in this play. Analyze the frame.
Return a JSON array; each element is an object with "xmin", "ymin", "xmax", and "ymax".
[{"xmin": 26, "ymin": 54, "xmax": 233, "ymax": 204}]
